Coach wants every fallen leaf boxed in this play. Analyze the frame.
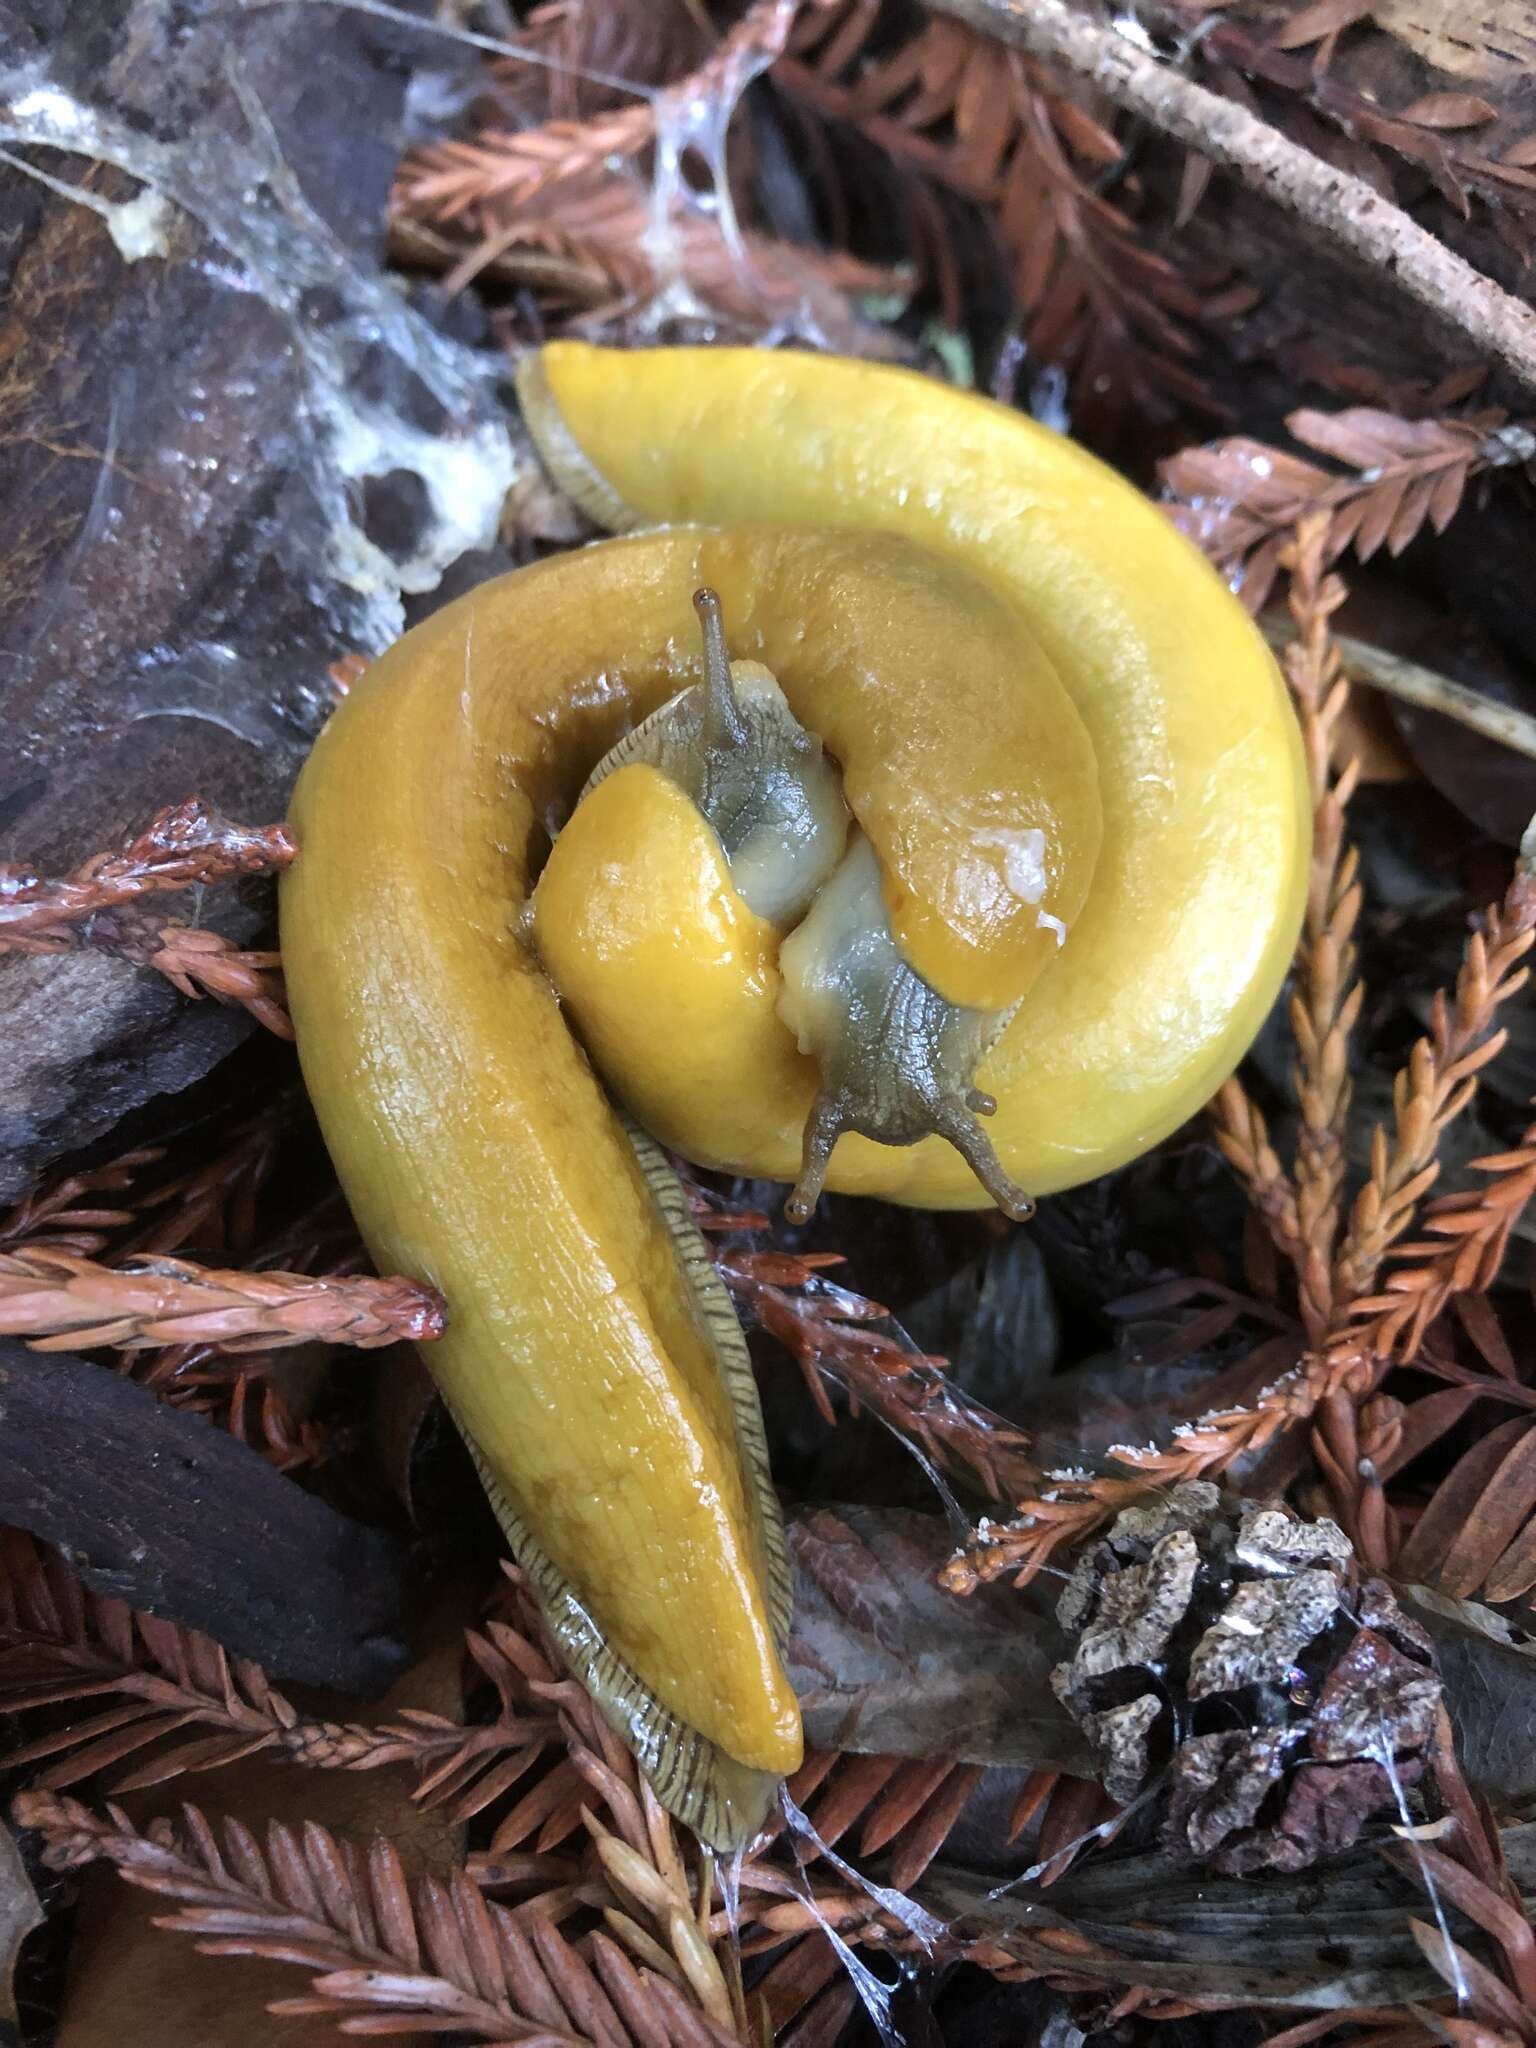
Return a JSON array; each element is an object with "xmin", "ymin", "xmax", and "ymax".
[
  {"xmin": 1398, "ymin": 92, "xmax": 1500, "ymax": 128},
  {"xmin": 1271, "ymin": 0, "xmax": 1374, "ymax": 50},
  {"xmin": 1399, "ymin": 1582, "xmax": 1536, "ymax": 1806},
  {"xmin": 786, "ymin": 1506, "xmax": 1091, "ymax": 1774}
]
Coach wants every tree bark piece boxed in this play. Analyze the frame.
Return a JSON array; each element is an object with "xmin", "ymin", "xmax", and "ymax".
[
  {"xmin": 0, "ymin": 1339, "xmax": 407, "ymax": 1691},
  {"xmin": 0, "ymin": 0, "xmax": 513, "ymax": 1199}
]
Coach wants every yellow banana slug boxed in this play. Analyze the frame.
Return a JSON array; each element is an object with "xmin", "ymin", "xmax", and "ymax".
[{"xmin": 281, "ymin": 346, "xmax": 1309, "ymax": 1850}]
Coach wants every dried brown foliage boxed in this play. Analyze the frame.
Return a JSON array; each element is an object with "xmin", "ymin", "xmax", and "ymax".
[
  {"xmin": 944, "ymin": 504, "xmax": 1536, "ymax": 1596},
  {"xmin": 775, "ymin": 3, "xmax": 1209, "ymax": 426},
  {"xmin": 16, "ymin": 1790, "xmax": 676, "ymax": 2046},
  {"xmin": 691, "ymin": 1186, "xmax": 1042, "ymax": 1505},
  {"xmin": 0, "ymin": 1246, "xmax": 444, "ymax": 1353},
  {"xmin": 1385, "ymin": 1715, "xmax": 1536, "ymax": 2046},
  {"xmin": 15, "ymin": 11, "xmax": 1536, "ymax": 2034},
  {"xmin": 1162, "ymin": 405, "xmax": 1536, "ymax": 612},
  {"xmin": 393, "ymin": 0, "xmax": 902, "ymax": 338},
  {"xmin": 389, "ymin": 0, "xmax": 1221, "ymax": 431},
  {"xmin": 0, "ymin": 1531, "xmax": 552, "ymax": 1803},
  {"xmin": 1158, "ymin": 1, "xmax": 1536, "ymax": 251},
  {"xmin": 0, "ymin": 798, "xmax": 296, "ymax": 1035},
  {"xmin": 2, "ymin": 1528, "xmax": 1148, "ymax": 2041},
  {"xmin": 0, "ymin": 800, "xmax": 294, "ymax": 940}
]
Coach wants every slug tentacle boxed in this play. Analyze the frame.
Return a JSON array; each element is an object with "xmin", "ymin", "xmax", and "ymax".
[
  {"xmin": 580, "ymin": 586, "xmax": 848, "ymax": 931},
  {"xmin": 693, "ymin": 585, "xmax": 750, "ymax": 775}
]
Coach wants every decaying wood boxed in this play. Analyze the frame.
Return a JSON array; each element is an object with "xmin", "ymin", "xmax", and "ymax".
[
  {"xmin": 0, "ymin": 1340, "xmax": 407, "ymax": 1690},
  {"xmin": 926, "ymin": 0, "xmax": 1536, "ymax": 396},
  {"xmin": 0, "ymin": 0, "xmax": 514, "ymax": 1199}
]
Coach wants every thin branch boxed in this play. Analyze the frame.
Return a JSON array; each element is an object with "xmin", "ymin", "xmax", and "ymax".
[
  {"xmin": 0, "ymin": 1247, "xmax": 444, "ymax": 1351},
  {"xmin": 685, "ymin": 1180, "xmax": 1043, "ymax": 1504},
  {"xmin": 926, "ymin": 0, "xmax": 1536, "ymax": 396},
  {"xmin": 1261, "ymin": 619, "xmax": 1536, "ymax": 767}
]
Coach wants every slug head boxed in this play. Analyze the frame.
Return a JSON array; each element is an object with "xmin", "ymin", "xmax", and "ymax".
[{"xmin": 553, "ymin": 585, "xmax": 1037, "ymax": 1224}]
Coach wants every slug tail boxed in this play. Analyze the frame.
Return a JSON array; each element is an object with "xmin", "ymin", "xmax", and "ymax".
[
  {"xmin": 624, "ymin": 1118, "xmax": 796, "ymax": 1656},
  {"xmin": 516, "ymin": 350, "xmax": 645, "ymax": 534},
  {"xmin": 455, "ymin": 1116, "xmax": 795, "ymax": 1851},
  {"xmin": 459, "ymin": 1429, "xmax": 784, "ymax": 1851}
]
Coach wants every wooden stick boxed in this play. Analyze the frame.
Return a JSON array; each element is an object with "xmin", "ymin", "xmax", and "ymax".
[{"xmin": 1261, "ymin": 617, "xmax": 1536, "ymax": 765}]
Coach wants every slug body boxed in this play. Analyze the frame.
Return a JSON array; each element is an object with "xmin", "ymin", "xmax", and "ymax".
[
  {"xmin": 282, "ymin": 345, "xmax": 1309, "ymax": 1847},
  {"xmin": 520, "ymin": 344, "xmax": 1312, "ymax": 1205}
]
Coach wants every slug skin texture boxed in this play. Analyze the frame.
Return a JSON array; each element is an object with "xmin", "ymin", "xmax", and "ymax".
[{"xmin": 519, "ymin": 344, "xmax": 1312, "ymax": 1204}]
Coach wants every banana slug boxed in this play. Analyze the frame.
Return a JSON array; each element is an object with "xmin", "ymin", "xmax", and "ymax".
[{"xmin": 281, "ymin": 345, "xmax": 1310, "ymax": 1848}]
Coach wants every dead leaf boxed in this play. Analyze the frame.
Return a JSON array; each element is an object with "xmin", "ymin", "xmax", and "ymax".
[
  {"xmin": 1395, "ymin": 1415, "xmax": 1534, "ymax": 1585},
  {"xmin": 1432, "ymin": 1425, "xmax": 1536, "ymax": 1599},
  {"xmin": 1273, "ymin": 0, "xmax": 1375, "ymax": 50},
  {"xmin": 786, "ymin": 1506, "xmax": 1091, "ymax": 1774},
  {"xmin": 1398, "ymin": 91, "xmax": 1500, "ymax": 128},
  {"xmin": 0, "ymin": 1823, "xmax": 42, "ymax": 2029},
  {"xmin": 56, "ymin": 1604, "xmax": 473, "ymax": 2047},
  {"xmin": 1400, "ymin": 1583, "xmax": 1536, "ymax": 1805}
]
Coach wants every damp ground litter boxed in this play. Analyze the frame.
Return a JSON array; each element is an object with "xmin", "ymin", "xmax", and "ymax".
[{"xmin": 5, "ymin": 3, "xmax": 1536, "ymax": 2045}]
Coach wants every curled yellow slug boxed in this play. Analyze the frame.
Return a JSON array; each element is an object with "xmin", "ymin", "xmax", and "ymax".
[{"xmin": 281, "ymin": 344, "xmax": 1309, "ymax": 1848}]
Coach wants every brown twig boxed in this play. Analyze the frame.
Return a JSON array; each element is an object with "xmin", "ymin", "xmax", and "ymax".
[
  {"xmin": 1285, "ymin": 516, "xmax": 1362, "ymax": 1344},
  {"xmin": 0, "ymin": 800, "xmax": 295, "ymax": 943},
  {"xmin": 1261, "ymin": 618, "xmax": 1536, "ymax": 767},
  {"xmin": 690, "ymin": 1185, "xmax": 1043, "ymax": 1504},
  {"xmin": 0, "ymin": 799, "xmax": 297, "ymax": 1033},
  {"xmin": 0, "ymin": 1246, "xmax": 444, "ymax": 1352},
  {"xmin": 1149, "ymin": 0, "xmax": 1536, "ymax": 232}
]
